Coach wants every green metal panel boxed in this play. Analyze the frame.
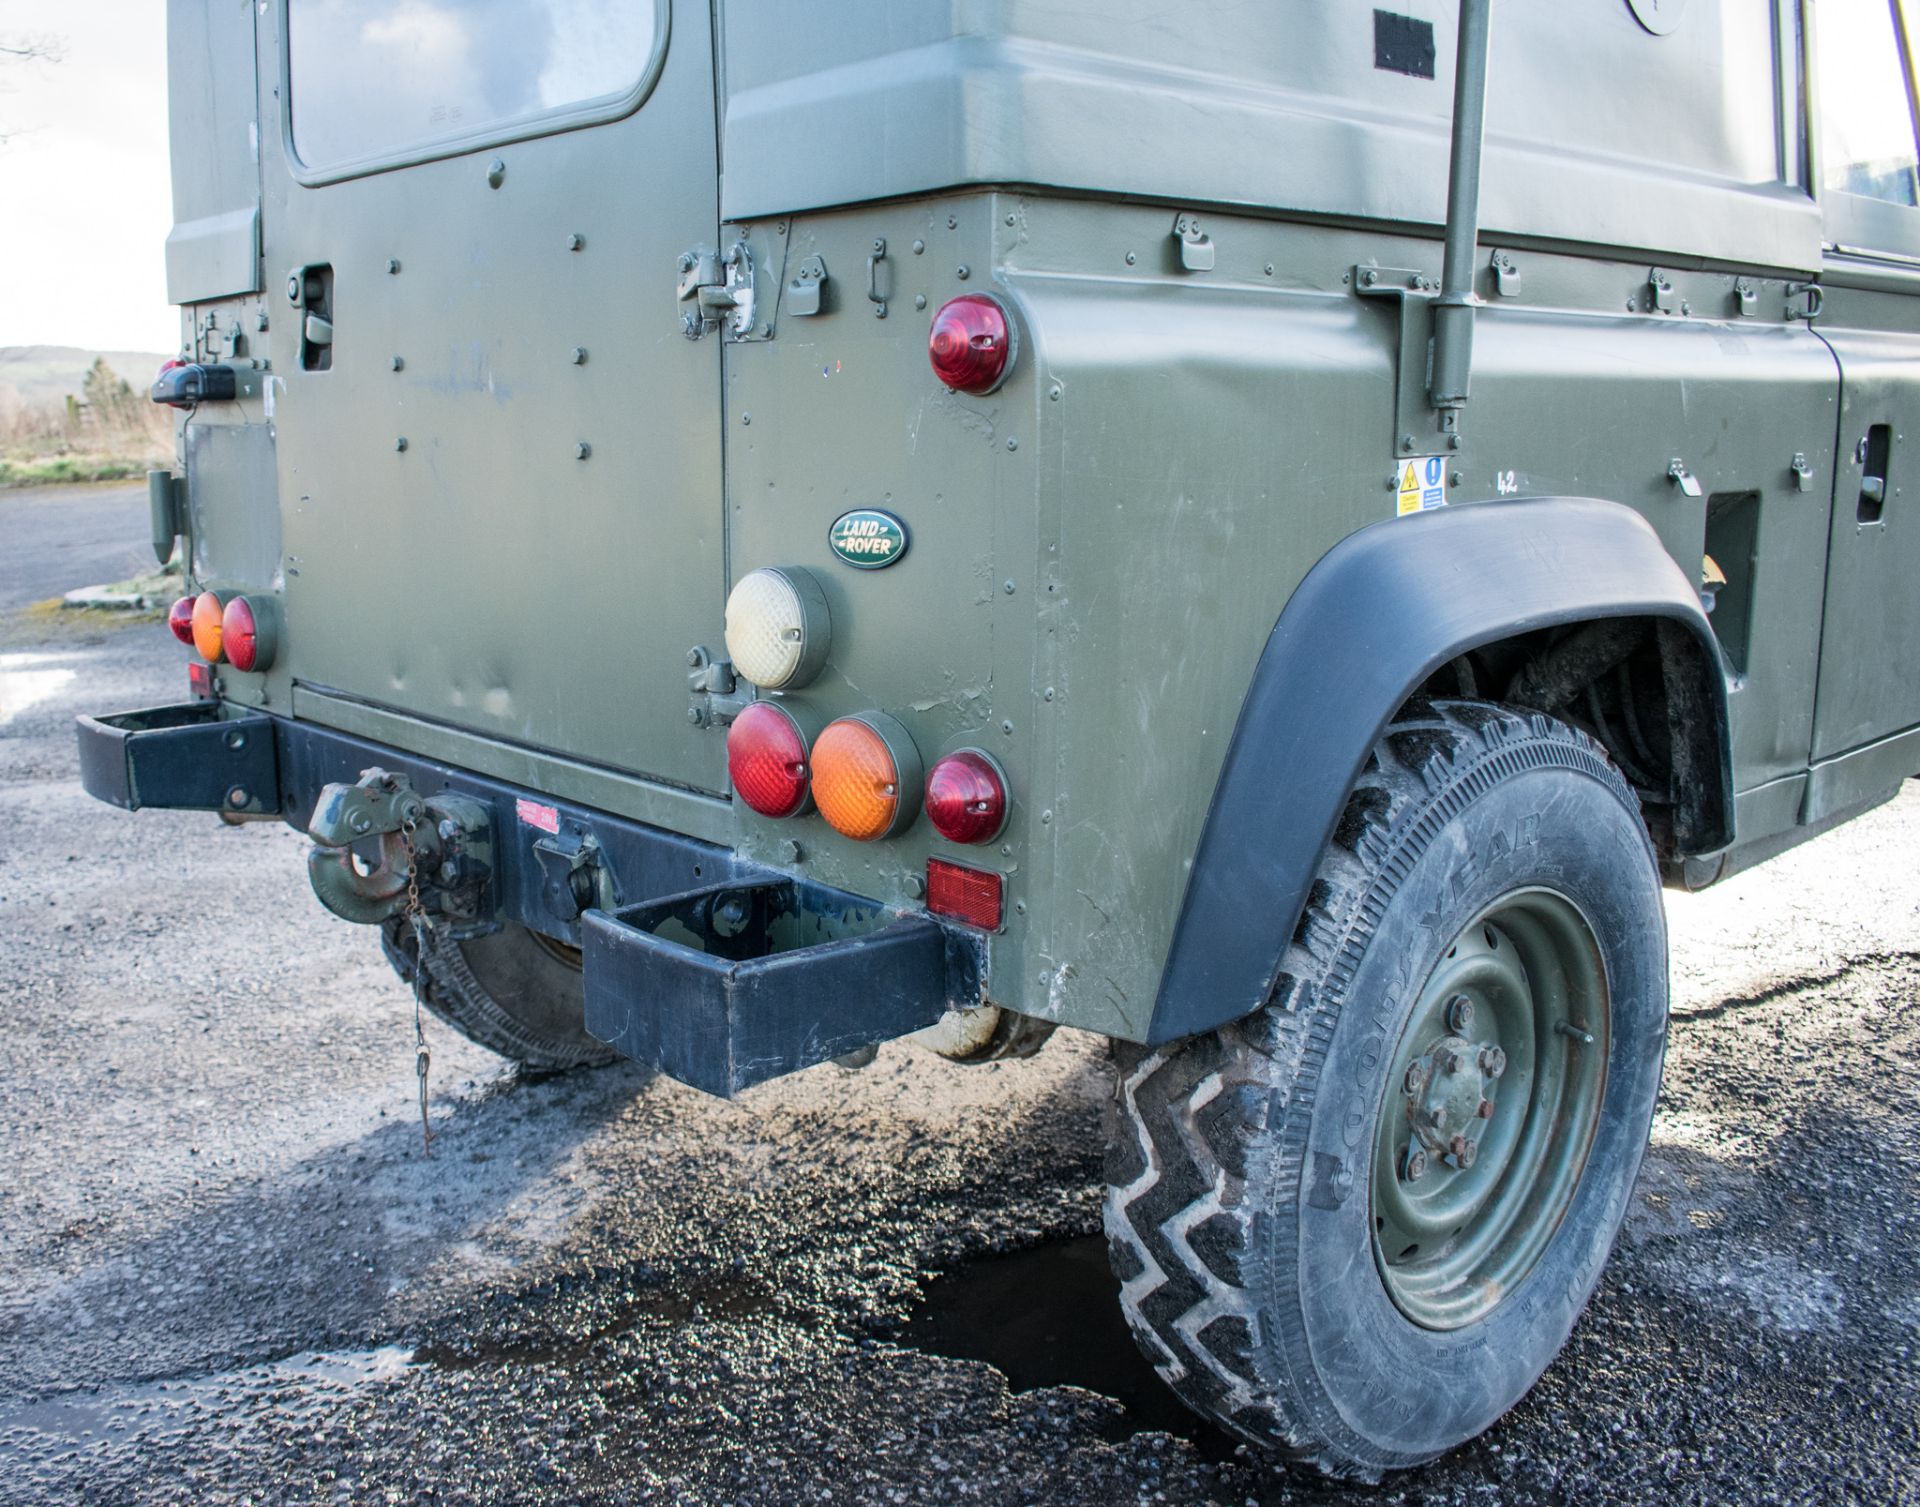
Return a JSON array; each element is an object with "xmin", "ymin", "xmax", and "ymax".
[
  {"xmin": 1808, "ymin": 282, "xmax": 1920, "ymax": 762},
  {"xmin": 252, "ymin": 0, "xmax": 727, "ymax": 794},
  {"xmin": 165, "ymin": 0, "xmax": 261, "ymax": 304},
  {"xmin": 718, "ymin": 0, "xmax": 1818, "ymax": 274}
]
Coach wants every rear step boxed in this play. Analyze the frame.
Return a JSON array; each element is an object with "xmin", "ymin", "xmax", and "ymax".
[{"xmin": 583, "ymin": 879, "xmax": 978, "ymax": 1097}]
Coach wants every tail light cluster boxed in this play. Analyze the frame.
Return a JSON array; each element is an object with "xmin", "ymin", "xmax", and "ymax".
[
  {"xmin": 168, "ymin": 590, "xmax": 278, "ymax": 673},
  {"xmin": 726, "ymin": 705, "xmax": 1009, "ymax": 927}
]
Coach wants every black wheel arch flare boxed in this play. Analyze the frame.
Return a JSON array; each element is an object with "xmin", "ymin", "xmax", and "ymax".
[{"xmin": 1147, "ymin": 495, "xmax": 1731, "ymax": 1045}]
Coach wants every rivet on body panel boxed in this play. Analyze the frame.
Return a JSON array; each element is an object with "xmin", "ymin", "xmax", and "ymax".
[{"xmin": 486, "ymin": 158, "xmax": 506, "ymax": 189}]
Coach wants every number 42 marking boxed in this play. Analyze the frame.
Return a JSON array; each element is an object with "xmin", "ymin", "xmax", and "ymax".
[{"xmin": 1495, "ymin": 469, "xmax": 1519, "ymax": 495}]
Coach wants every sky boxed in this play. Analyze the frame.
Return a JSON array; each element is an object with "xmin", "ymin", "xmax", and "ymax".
[{"xmin": 0, "ymin": 0, "xmax": 176, "ymax": 353}]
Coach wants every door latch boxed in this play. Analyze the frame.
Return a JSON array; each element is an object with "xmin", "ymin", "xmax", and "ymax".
[
  {"xmin": 1172, "ymin": 213, "xmax": 1215, "ymax": 272},
  {"xmin": 1666, "ymin": 458, "xmax": 1702, "ymax": 498}
]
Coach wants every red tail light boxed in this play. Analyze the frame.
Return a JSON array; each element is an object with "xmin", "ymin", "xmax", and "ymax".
[
  {"xmin": 167, "ymin": 595, "xmax": 196, "ymax": 645},
  {"xmin": 928, "ymin": 294, "xmax": 1013, "ymax": 395},
  {"xmin": 925, "ymin": 750, "xmax": 1009, "ymax": 844},
  {"xmin": 221, "ymin": 595, "xmax": 276, "ymax": 672},
  {"xmin": 727, "ymin": 701, "xmax": 811, "ymax": 818},
  {"xmin": 927, "ymin": 859, "xmax": 1004, "ymax": 931}
]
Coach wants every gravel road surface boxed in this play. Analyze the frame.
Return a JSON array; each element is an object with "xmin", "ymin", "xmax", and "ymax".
[{"xmin": 1, "ymin": 485, "xmax": 1915, "ymax": 1505}]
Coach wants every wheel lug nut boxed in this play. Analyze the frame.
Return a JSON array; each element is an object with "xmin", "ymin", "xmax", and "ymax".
[
  {"xmin": 1404, "ymin": 1064, "xmax": 1423, "ymax": 1094},
  {"xmin": 1477, "ymin": 1098, "xmax": 1495, "ymax": 1119},
  {"xmin": 1402, "ymin": 1144, "xmax": 1428, "ymax": 1182},
  {"xmin": 1448, "ymin": 1134, "xmax": 1477, "ymax": 1168},
  {"xmin": 1479, "ymin": 1045, "xmax": 1507, "ymax": 1078},
  {"xmin": 1445, "ymin": 994, "xmax": 1474, "ymax": 1032}
]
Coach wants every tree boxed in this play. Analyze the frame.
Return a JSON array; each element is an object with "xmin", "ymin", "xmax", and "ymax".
[
  {"xmin": 0, "ymin": 33, "xmax": 64, "ymax": 145},
  {"xmin": 81, "ymin": 359, "xmax": 141, "ymax": 433}
]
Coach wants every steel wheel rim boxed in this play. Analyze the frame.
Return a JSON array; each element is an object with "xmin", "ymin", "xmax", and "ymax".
[
  {"xmin": 528, "ymin": 929, "xmax": 585, "ymax": 972},
  {"xmin": 1370, "ymin": 888, "xmax": 1610, "ymax": 1330}
]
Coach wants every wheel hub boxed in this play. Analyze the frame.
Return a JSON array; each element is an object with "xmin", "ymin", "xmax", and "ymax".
[
  {"xmin": 1370, "ymin": 890, "xmax": 1609, "ymax": 1330},
  {"xmin": 1402, "ymin": 1031, "xmax": 1505, "ymax": 1175}
]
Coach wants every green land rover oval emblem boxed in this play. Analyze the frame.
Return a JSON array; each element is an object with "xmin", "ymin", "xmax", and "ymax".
[{"xmin": 828, "ymin": 508, "xmax": 909, "ymax": 570}]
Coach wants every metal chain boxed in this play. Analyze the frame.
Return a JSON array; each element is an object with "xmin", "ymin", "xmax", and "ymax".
[{"xmin": 399, "ymin": 809, "xmax": 434, "ymax": 1156}]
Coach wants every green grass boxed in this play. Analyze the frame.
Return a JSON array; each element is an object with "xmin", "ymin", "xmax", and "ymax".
[{"xmin": 0, "ymin": 454, "xmax": 157, "ymax": 487}]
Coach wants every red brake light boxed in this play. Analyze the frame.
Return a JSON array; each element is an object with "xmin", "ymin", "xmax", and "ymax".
[
  {"xmin": 927, "ymin": 859, "xmax": 1004, "ymax": 931},
  {"xmin": 167, "ymin": 595, "xmax": 196, "ymax": 645},
  {"xmin": 925, "ymin": 750, "xmax": 1008, "ymax": 844},
  {"xmin": 727, "ymin": 701, "xmax": 811, "ymax": 819},
  {"xmin": 928, "ymin": 294, "xmax": 1013, "ymax": 395},
  {"xmin": 221, "ymin": 596, "xmax": 263, "ymax": 672}
]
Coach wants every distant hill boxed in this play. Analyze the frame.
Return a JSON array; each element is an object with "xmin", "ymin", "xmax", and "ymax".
[{"xmin": 0, "ymin": 345, "xmax": 177, "ymax": 412}]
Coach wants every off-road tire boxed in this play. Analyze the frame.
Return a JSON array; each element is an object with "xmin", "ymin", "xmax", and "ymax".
[
  {"xmin": 380, "ymin": 920, "xmax": 616, "ymax": 1072},
  {"xmin": 1103, "ymin": 700, "xmax": 1668, "ymax": 1478}
]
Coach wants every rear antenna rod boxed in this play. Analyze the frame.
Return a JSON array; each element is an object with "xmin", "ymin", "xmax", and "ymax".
[{"xmin": 1430, "ymin": 0, "xmax": 1493, "ymax": 439}]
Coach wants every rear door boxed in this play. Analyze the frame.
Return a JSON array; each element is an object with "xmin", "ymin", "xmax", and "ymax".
[
  {"xmin": 261, "ymin": 0, "xmax": 726, "ymax": 793},
  {"xmin": 1803, "ymin": 0, "xmax": 1920, "ymax": 807}
]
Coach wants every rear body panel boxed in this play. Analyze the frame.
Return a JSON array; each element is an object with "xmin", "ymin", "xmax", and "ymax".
[{"xmin": 259, "ymin": 0, "xmax": 727, "ymax": 796}]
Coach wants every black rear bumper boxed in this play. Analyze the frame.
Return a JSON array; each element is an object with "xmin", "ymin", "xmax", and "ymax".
[{"xmin": 76, "ymin": 703, "xmax": 978, "ymax": 1096}]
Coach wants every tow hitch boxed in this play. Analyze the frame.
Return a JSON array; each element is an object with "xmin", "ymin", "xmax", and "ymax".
[{"xmin": 305, "ymin": 768, "xmax": 493, "ymax": 927}]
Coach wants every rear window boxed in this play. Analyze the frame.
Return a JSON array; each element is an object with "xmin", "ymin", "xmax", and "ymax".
[{"xmin": 288, "ymin": 0, "xmax": 661, "ymax": 173}]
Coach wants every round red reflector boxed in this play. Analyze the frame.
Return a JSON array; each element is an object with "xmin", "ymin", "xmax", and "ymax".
[
  {"xmin": 925, "ymin": 749, "xmax": 1008, "ymax": 844},
  {"xmin": 167, "ymin": 596, "xmax": 196, "ymax": 645},
  {"xmin": 727, "ymin": 701, "xmax": 811, "ymax": 819},
  {"xmin": 222, "ymin": 596, "xmax": 261, "ymax": 672},
  {"xmin": 928, "ymin": 294, "xmax": 1013, "ymax": 395}
]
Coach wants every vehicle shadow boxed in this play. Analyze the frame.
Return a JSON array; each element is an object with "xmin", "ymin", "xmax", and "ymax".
[{"xmin": 0, "ymin": 1058, "xmax": 654, "ymax": 1408}]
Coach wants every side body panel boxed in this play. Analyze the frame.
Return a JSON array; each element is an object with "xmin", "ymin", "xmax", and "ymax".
[
  {"xmin": 165, "ymin": 0, "xmax": 261, "ymax": 306},
  {"xmin": 722, "ymin": 195, "xmax": 1834, "ymax": 1040},
  {"xmin": 1809, "ymin": 280, "xmax": 1920, "ymax": 766}
]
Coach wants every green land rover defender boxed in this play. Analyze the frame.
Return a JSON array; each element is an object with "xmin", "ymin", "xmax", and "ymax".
[{"xmin": 82, "ymin": 0, "xmax": 1920, "ymax": 1477}]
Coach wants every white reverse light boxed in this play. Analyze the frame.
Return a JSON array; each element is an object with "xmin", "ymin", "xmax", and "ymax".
[{"xmin": 724, "ymin": 567, "xmax": 832, "ymax": 690}]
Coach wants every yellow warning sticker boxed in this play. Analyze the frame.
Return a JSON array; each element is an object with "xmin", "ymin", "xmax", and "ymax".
[{"xmin": 1396, "ymin": 456, "xmax": 1448, "ymax": 516}]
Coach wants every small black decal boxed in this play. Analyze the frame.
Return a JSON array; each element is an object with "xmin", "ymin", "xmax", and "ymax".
[{"xmin": 1374, "ymin": 10, "xmax": 1436, "ymax": 79}]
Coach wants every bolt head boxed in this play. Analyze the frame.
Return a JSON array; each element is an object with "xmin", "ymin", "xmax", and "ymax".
[
  {"xmin": 1477, "ymin": 1098, "xmax": 1495, "ymax": 1119},
  {"xmin": 1403, "ymin": 1064, "xmax": 1423, "ymax": 1094},
  {"xmin": 1480, "ymin": 1045, "xmax": 1508, "ymax": 1078},
  {"xmin": 574, "ymin": 441, "xmax": 592, "ymax": 460},
  {"xmin": 1403, "ymin": 1147, "xmax": 1428, "ymax": 1182},
  {"xmin": 1445, "ymin": 994, "xmax": 1475, "ymax": 1033},
  {"xmin": 686, "ymin": 706, "xmax": 706, "ymax": 726}
]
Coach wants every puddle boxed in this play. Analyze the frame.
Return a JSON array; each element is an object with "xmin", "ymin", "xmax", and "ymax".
[{"xmin": 899, "ymin": 1234, "xmax": 1239, "ymax": 1456}]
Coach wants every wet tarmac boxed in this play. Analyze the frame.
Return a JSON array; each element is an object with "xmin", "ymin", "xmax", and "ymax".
[{"xmin": 2, "ymin": 486, "xmax": 1917, "ymax": 1505}]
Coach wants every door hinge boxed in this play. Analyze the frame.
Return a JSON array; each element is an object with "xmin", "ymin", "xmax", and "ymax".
[{"xmin": 678, "ymin": 240, "xmax": 757, "ymax": 341}]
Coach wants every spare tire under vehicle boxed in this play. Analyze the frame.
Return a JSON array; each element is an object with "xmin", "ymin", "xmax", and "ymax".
[
  {"xmin": 380, "ymin": 919, "xmax": 616, "ymax": 1073},
  {"xmin": 1105, "ymin": 699, "xmax": 1667, "ymax": 1478}
]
